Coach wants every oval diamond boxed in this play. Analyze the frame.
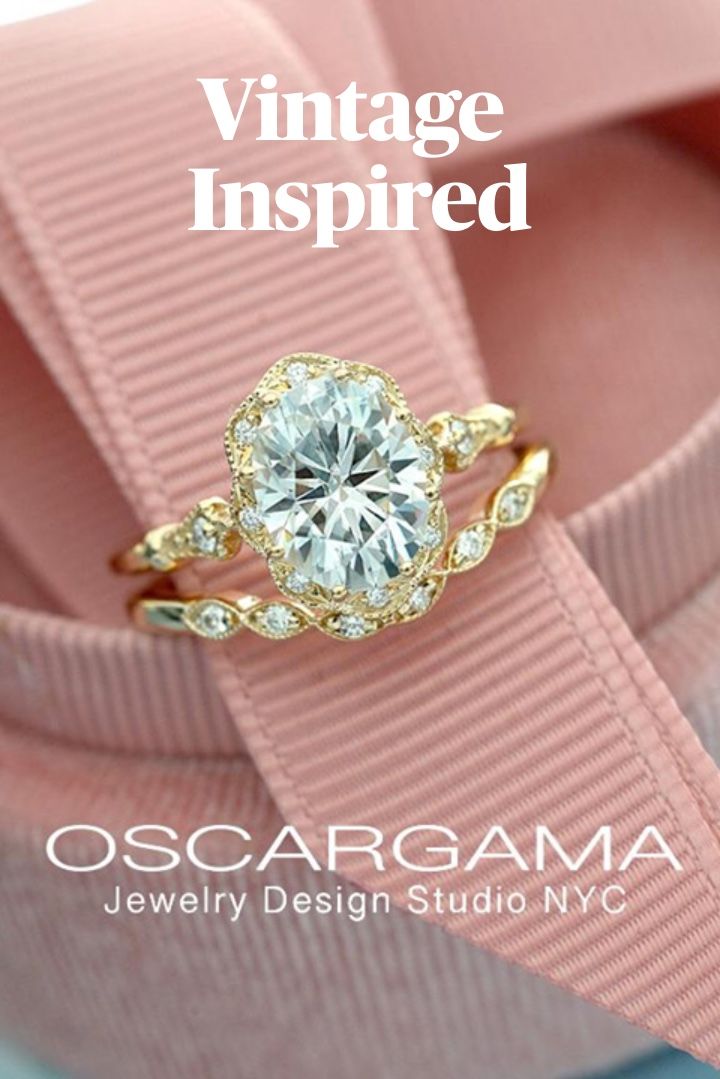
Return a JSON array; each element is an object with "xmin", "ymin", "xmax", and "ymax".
[{"xmin": 251, "ymin": 375, "xmax": 431, "ymax": 592}]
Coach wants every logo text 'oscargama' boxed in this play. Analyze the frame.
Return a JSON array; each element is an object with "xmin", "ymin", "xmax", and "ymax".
[{"xmin": 46, "ymin": 824, "xmax": 682, "ymax": 874}]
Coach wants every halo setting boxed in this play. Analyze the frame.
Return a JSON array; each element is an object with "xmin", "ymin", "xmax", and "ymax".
[{"xmin": 227, "ymin": 354, "xmax": 447, "ymax": 630}]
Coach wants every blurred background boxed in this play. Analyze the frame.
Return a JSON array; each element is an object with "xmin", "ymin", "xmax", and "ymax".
[{"xmin": 0, "ymin": 1045, "xmax": 718, "ymax": 1078}]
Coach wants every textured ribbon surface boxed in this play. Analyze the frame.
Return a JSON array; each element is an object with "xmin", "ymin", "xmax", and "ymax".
[{"xmin": 2, "ymin": 0, "xmax": 720, "ymax": 1070}]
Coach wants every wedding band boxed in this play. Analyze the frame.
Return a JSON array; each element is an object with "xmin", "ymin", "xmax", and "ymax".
[{"xmin": 118, "ymin": 353, "xmax": 553, "ymax": 641}]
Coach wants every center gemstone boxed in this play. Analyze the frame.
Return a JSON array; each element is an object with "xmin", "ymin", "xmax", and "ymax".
[{"xmin": 251, "ymin": 375, "xmax": 431, "ymax": 592}]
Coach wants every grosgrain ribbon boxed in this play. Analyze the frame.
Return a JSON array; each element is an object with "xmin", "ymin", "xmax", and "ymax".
[{"xmin": 2, "ymin": 0, "xmax": 720, "ymax": 1065}]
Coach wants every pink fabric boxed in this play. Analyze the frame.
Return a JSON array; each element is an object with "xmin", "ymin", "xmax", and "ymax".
[
  {"xmin": 1, "ymin": 2, "xmax": 720, "ymax": 1076},
  {"xmin": 375, "ymin": 0, "xmax": 720, "ymax": 155}
]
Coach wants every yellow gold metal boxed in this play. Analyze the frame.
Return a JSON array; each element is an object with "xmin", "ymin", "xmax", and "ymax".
[
  {"xmin": 129, "ymin": 442, "xmax": 553, "ymax": 642},
  {"xmin": 117, "ymin": 496, "xmax": 240, "ymax": 574},
  {"xmin": 426, "ymin": 402, "xmax": 518, "ymax": 472},
  {"xmin": 118, "ymin": 354, "xmax": 553, "ymax": 642}
]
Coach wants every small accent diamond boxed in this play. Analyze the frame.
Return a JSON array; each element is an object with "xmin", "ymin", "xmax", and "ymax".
[
  {"xmin": 191, "ymin": 516, "xmax": 218, "ymax": 555},
  {"xmin": 497, "ymin": 487, "xmax": 530, "ymax": 524},
  {"xmin": 285, "ymin": 570, "xmax": 310, "ymax": 595},
  {"xmin": 196, "ymin": 603, "xmax": 234, "ymax": 638},
  {"xmin": 366, "ymin": 586, "xmax": 390, "ymax": 609},
  {"xmin": 233, "ymin": 418, "xmax": 256, "ymax": 446},
  {"xmin": 455, "ymin": 529, "xmax": 483, "ymax": 561},
  {"xmin": 262, "ymin": 604, "xmax": 297, "ymax": 637},
  {"xmin": 421, "ymin": 525, "xmax": 442, "ymax": 549},
  {"xmin": 147, "ymin": 547, "xmax": 172, "ymax": 571},
  {"xmin": 419, "ymin": 444, "xmax": 436, "ymax": 467},
  {"xmin": 451, "ymin": 419, "xmax": 475, "ymax": 457},
  {"xmin": 409, "ymin": 585, "xmax": 432, "ymax": 613},
  {"xmin": 286, "ymin": 362, "xmax": 309, "ymax": 385},
  {"xmin": 338, "ymin": 614, "xmax": 369, "ymax": 639},
  {"xmin": 240, "ymin": 507, "xmax": 262, "ymax": 531}
]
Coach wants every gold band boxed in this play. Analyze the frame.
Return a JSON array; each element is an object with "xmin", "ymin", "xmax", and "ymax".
[{"xmin": 129, "ymin": 442, "xmax": 553, "ymax": 642}]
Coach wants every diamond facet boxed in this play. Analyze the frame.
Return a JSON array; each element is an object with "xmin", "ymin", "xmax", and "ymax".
[
  {"xmin": 251, "ymin": 375, "xmax": 431, "ymax": 593},
  {"xmin": 364, "ymin": 375, "xmax": 385, "ymax": 395}
]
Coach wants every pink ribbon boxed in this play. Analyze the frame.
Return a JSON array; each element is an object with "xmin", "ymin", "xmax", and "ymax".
[{"xmin": 2, "ymin": 0, "xmax": 720, "ymax": 1071}]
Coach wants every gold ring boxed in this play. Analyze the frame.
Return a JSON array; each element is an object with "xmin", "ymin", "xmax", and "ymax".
[{"xmin": 117, "ymin": 354, "xmax": 553, "ymax": 641}]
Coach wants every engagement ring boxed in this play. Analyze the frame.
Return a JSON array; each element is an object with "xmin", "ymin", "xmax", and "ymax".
[{"xmin": 118, "ymin": 354, "xmax": 553, "ymax": 641}]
